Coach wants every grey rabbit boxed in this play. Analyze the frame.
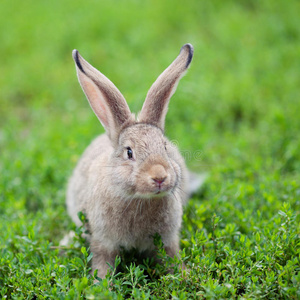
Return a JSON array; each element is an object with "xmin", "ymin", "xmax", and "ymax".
[{"xmin": 66, "ymin": 44, "xmax": 203, "ymax": 278}]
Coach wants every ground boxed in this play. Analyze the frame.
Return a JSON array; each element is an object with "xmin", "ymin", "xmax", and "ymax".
[{"xmin": 0, "ymin": 0, "xmax": 299, "ymax": 298}]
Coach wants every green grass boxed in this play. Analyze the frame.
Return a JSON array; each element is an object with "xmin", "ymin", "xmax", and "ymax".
[{"xmin": 1, "ymin": 0, "xmax": 300, "ymax": 298}]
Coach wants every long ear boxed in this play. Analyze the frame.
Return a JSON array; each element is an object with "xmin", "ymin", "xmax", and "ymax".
[
  {"xmin": 138, "ymin": 44, "xmax": 193, "ymax": 130},
  {"xmin": 72, "ymin": 50, "xmax": 132, "ymax": 142}
]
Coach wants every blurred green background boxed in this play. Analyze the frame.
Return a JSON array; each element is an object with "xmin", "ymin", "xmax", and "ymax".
[{"xmin": 1, "ymin": 0, "xmax": 299, "ymax": 298}]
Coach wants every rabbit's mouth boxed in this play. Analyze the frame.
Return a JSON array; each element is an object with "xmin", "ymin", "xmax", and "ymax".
[
  {"xmin": 148, "ymin": 183, "xmax": 174, "ymax": 198},
  {"xmin": 154, "ymin": 184, "xmax": 170, "ymax": 194},
  {"xmin": 147, "ymin": 190, "xmax": 169, "ymax": 198},
  {"xmin": 133, "ymin": 186, "xmax": 172, "ymax": 199},
  {"xmin": 154, "ymin": 189, "xmax": 166, "ymax": 196}
]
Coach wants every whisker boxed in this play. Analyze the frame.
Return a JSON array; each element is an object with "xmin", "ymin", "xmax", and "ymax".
[
  {"xmin": 163, "ymin": 196, "xmax": 166, "ymax": 211},
  {"xmin": 176, "ymin": 186, "xmax": 189, "ymax": 196},
  {"xmin": 139, "ymin": 199, "xmax": 143, "ymax": 217},
  {"xmin": 172, "ymin": 190, "xmax": 185, "ymax": 209},
  {"xmin": 171, "ymin": 190, "xmax": 179, "ymax": 202},
  {"xmin": 101, "ymin": 165, "xmax": 118, "ymax": 168},
  {"xmin": 139, "ymin": 198, "xmax": 144, "ymax": 216},
  {"xmin": 122, "ymin": 196, "xmax": 135, "ymax": 215},
  {"xmin": 134, "ymin": 199, "xmax": 141, "ymax": 223},
  {"xmin": 101, "ymin": 164, "xmax": 130, "ymax": 168}
]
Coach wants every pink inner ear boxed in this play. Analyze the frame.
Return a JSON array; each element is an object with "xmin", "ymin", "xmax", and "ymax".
[{"xmin": 82, "ymin": 80, "xmax": 109, "ymax": 129}]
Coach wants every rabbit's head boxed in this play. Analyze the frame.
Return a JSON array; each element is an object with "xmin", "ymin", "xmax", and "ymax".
[{"xmin": 72, "ymin": 44, "xmax": 193, "ymax": 199}]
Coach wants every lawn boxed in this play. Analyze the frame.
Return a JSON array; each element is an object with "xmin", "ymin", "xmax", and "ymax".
[{"xmin": 0, "ymin": 0, "xmax": 299, "ymax": 298}]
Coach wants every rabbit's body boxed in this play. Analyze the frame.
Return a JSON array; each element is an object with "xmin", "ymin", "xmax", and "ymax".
[
  {"xmin": 67, "ymin": 44, "xmax": 199, "ymax": 278},
  {"xmin": 67, "ymin": 129, "xmax": 187, "ymax": 250}
]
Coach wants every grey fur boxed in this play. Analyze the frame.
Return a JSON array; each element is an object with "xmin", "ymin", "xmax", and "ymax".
[{"xmin": 67, "ymin": 44, "xmax": 199, "ymax": 278}]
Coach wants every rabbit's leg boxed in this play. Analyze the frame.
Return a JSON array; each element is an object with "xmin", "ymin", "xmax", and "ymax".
[
  {"xmin": 164, "ymin": 238, "xmax": 187, "ymax": 273},
  {"xmin": 164, "ymin": 236, "xmax": 180, "ymax": 258},
  {"xmin": 91, "ymin": 241, "xmax": 118, "ymax": 279}
]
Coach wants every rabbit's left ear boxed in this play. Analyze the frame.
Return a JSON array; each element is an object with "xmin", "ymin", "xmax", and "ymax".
[{"xmin": 139, "ymin": 44, "xmax": 193, "ymax": 131}]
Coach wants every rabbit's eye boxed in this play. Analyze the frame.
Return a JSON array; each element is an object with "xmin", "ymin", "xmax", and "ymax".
[{"xmin": 126, "ymin": 147, "xmax": 133, "ymax": 159}]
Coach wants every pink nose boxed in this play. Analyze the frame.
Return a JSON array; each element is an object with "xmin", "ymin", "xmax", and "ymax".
[{"xmin": 153, "ymin": 177, "xmax": 166, "ymax": 185}]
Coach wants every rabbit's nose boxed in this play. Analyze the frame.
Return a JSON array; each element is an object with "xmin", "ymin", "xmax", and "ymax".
[
  {"xmin": 149, "ymin": 165, "xmax": 167, "ymax": 184},
  {"xmin": 153, "ymin": 177, "xmax": 166, "ymax": 185}
]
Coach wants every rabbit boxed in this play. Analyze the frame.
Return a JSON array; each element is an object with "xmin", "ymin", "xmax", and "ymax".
[{"xmin": 66, "ymin": 43, "xmax": 203, "ymax": 279}]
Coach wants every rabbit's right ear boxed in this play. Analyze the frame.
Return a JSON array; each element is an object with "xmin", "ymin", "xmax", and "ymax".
[{"xmin": 72, "ymin": 50, "xmax": 132, "ymax": 143}]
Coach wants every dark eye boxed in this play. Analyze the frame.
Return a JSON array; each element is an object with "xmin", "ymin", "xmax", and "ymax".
[{"xmin": 127, "ymin": 147, "xmax": 133, "ymax": 159}]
